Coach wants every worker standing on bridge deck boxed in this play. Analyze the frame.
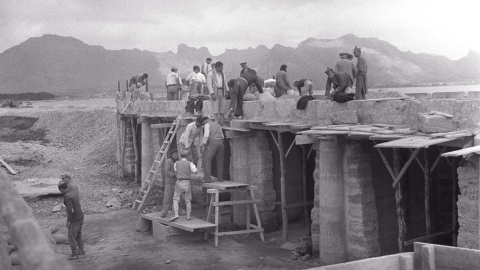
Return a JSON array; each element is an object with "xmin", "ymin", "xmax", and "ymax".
[
  {"xmin": 207, "ymin": 61, "xmax": 229, "ymax": 125},
  {"xmin": 170, "ymin": 150, "xmax": 198, "ymax": 221},
  {"xmin": 161, "ymin": 150, "xmax": 178, "ymax": 218},
  {"xmin": 228, "ymin": 69, "xmax": 264, "ymax": 120},
  {"xmin": 166, "ymin": 67, "xmax": 183, "ymax": 100},
  {"xmin": 200, "ymin": 117, "xmax": 224, "ymax": 183},
  {"xmin": 179, "ymin": 116, "xmax": 204, "ymax": 166},
  {"xmin": 354, "ymin": 46, "xmax": 368, "ymax": 100},
  {"xmin": 275, "ymin": 64, "xmax": 291, "ymax": 97},
  {"xmin": 58, "ymin": 174, "xmax": 85, "ymax": 260},
  {"xmin": 335, "ymin": 52, "xmax": 357, "ymax": 88}
]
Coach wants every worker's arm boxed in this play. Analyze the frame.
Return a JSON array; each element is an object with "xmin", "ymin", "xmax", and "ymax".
[
  {"xmin": 190, "ymin": 162, "xmax": 198, "ymax": 173},
  {"xmin": 352, "ymin": 63, "xmax": 358, "ymax": 79},
  {"xmin": 206, "ymin": 72, "xmax": 214, "ymax": 95},
  {"xmin": 309, "ymin": 81, "xmax": 314, "ymax": 96},
  {"xmin": 173, "ymin": 161, "xmax": 177, "ymax": 172},
  {"xmin": 64, "ymin": 197, "xmax": 74, "ymax": 223},
  {"xmin": 202, "ymin": 123, "xmax": 210, "ymax": 145},
  {"xmin": 253, "ymin": 77, "xmax": 264, "ymax": 93},
  {"xmin": 177, "ymin": 74, "xmax": 183, "ymax": 87},
  {"xmin": 325, "ymin": 78, "xmax": 331, "ymax": 96},
  {"xmin": 165, "ymin": 160, "xmax": 176, "ymax": 177},
  {"xmin": 186, "ymin": 72, "xmax": 193, "ymax": 83},
  {"xmin": 357, "ymin": 58, "xmax": 366, "ymax": 74},
  {"xmin": 284, "ymin": 73, "xmax": 291, "ymax": 89}
]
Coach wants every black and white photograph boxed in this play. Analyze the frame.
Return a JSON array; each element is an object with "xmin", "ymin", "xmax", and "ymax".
[{"xmin": 0, "ymin": 0, "xmax": 479, "ymax": 269}]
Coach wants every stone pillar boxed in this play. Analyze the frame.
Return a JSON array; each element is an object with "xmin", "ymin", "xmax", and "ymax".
[
  {"xmin": 139, "ymin": 116, "xmax": 154, "ymax": 186},
  {"xmin": 151, "ymin": 128, "xmax": 164, "ymax": 186},
  {"xmin": 343, "ymin": 140, "xmax": 380, "ymax": 260},
  {"xmin": 230, "ymin": 131, "xmax": 277, "ymax": 231},
  {"xmin": 317, "ymin": 136, "xmax": 346, "ymax": 265},
  {"xmin": 457, "ymin": 155, "xmax": 479, "ymax": 249},
  {"xmin": 124, "ymin": 119, "xmax": 135, "ymax": 178}
]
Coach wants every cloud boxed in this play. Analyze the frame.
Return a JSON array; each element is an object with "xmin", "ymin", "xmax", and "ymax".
[{"xmin": 0, "ymin": 0, "xmax": 479, "ymax": 59}]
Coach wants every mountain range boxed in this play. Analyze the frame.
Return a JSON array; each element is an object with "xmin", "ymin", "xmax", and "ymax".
[{"xmin": 0, "ymin": 34, "xmax": 478, "ymax": 96}]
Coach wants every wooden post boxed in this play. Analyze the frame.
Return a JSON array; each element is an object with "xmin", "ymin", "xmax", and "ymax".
[
  {"xmin": 452, "ymin": 157, "xmax": 457, "ymax": 246},
  {"xmin": 393, "ymin": 148, "xmax": 406, "ymax": 252},
  {"xmin": 131, "ymin": 118, "xmax": 139, "ymax": 183},
  {"xmin": 278, "ymin": 131, "xmax": 288, "ymax": 242},
  {"xmin": 146, "ymin": 78, "xmax": 149, "ymax": 92},
  {"xmin": 140, "ymin": 116, "xmax": 154, "ymax": 186},
  {"xmin": 121, "ymin": 116, "xmax": 126, "ymax": 178},
  {"xmin": 424, "ymin": 148, "xmax": 431, "ymax": 241},
  {"xmin": 301, "ymin": 145, "xmax": 311, "ymax": 236},
  {"xmin": 117, "ymin": 81, "xmax": 120, "ymax": 92}
]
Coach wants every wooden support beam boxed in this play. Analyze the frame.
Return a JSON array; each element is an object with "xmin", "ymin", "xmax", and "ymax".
[
  {"xmin": 452, "ymin": 157, "xmax": 457, "ymax": 246},
  {"xmin": 393, "ymin": 148, "xmax": 421, "ymax": 188},
  {"xmin": 285, "ymin": 138, "xmax": 296, "ymax": 158},
  {"xmin": 307, "ymin": 144, "xmax": 314, "ymax": 159},
  {"xmin": 269, "ymin": 130, "xmax": 278, "ymax": 146},
  {"xmin": 131, "ymin": 118, "xmax": 139, "ymax": 183},
  {"xmin": 410, "ymin": 148, "xmax": 426, "ymax": 173},
  {"xmin": 301, "ymin": 145, "xmax": 311, "ymax": 236},
  {"xmin": 126, "ymin": 80, "xmax": 128, "ymax": 92},
  {"xmin": 404, "ymin": 230, "xmax": 455, "ymax": 246},
  {"xmin": 121, "ymin": 117, "xmax": 126, "ymax": 178},
  {"xmin": 376, "ymin": 147, "xmax": 396, "ymax": 182},
  {"xmin": 430, "ymin": 146, "xmax": 447, "ymax": 174},
  {"xmin": 146, "ymin": 78, "xmax": 148, "ymax": 92},
  {"xmin": 424, "ymin": 149, "xmax": 431, "ymax": 242},
  {"xmin": 295, "ymin": 134, "xmax": 316, "ymax": 145},
  {"xmin": 117, "ymin": 81, "xmax": 120, "ymax": 92},
  {"xmin": 277, "ymin": 131, "xmax": 288, "ymax": 242},
  {"xmin": 0, "ymin": 158, "xmax": 17, "ymax": 175},
  {"xmin": 394, "ymin": 148, "xmax": 406, "ymax": 252}
]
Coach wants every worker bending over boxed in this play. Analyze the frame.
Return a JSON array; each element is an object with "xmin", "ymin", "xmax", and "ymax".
[
  {"xmin": 229, "ymin": 69, "xmax": 264, "ymax": 119},
  {"xmin": 293, "ymin": 79, "xmax": 314, "ymax": 96}
]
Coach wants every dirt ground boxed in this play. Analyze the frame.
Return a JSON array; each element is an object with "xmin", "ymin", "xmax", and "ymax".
[{"xmin": 1, "ymin": 98, "xmax": 321, "ymax": 270}]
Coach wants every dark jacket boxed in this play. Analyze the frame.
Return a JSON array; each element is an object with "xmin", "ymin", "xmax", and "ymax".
[
  {"xmin": 64, "ymin": 186, "xmax": 84, "ymax": 222},
  {"xmin": 239, "ymin": 71, "xmax": 264, "ymax": 93},
  {"xmin": 326, "ymin": 72, "xmax": 352, "ymax": 94}
]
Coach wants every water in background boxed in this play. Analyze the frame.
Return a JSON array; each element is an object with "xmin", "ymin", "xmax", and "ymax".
[{"xmin": 313, "ymin": 84, "xmax": 480, "ymax": 95}]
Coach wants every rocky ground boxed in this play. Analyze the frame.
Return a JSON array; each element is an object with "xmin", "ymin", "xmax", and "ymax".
[{"xmin": 1, "ymin": 98, "xmax": 320, "ymax": 270}]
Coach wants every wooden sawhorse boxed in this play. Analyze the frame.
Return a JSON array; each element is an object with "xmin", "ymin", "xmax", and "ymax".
[{"xmin": 203, "ymin": 182, "xmax": 265, "ymax": 247}]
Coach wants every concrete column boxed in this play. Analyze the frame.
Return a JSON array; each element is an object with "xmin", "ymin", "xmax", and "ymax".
[
  {"xmin": 139, "ymin": 116, "xmax": 154, "ymax": 186},
  {"xmin": 343, "ymin": 140, "xmax": 380, "ymax": 260},
  {"xmin": 457, "ymin": 155, "xmax": 479, "ymax": 249},
  {"xmin": 124, "ymin": 120, "xmax": 135, "ymax": 177},
  {"xmin": 318, "ymin": 136, "xmax": 346, "ymax": 265},
  {"xmin": 151, "ymin": 128, "xmax": 163, "ymax": 186},
  {"xmin": 230, "ymin": 131, "xmax": 277, "ymax": 231}
]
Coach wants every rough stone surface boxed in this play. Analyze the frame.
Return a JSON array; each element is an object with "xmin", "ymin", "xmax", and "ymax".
[
  {"xmin": 417, "ymin": 113, "xmax": 456, "ymax": 133},
  {"xmin": 328, "ymin": 110, "xmax": 358, "ymax": 125},
  {"xmin": 457, "ymin": 156, "xmax": 479, "ymax": 249}
]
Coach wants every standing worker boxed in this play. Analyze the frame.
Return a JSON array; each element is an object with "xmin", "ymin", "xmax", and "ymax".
[
  {"xmin": 161, "ymin": 150, "xmax": 178, "ymax": 218},
  {"xmin": 200, "ymin": 117, "xmax": 224, "ymax": 183},
  {"xmin": 186, "ymin": 66, "xmax": 206, "ymax": 96},
  {"xmin": 228, "ymin": 69, "xmax": 264, "ymax": 120},
  {"xmin": 178, "ymin": 116, "xmax": 204, "ymax": 166},
  {"xmin": 354, "ymin": 46, "xmax": 368, "ymax": 100},
  {"xmin": 275, "ymin": 64, "xmax": 291, "ymax": 97},
  {"xmin": 207, "ymin": 61, "xmax": 229, "ymax": 125},
  {"xmin": 58, "ymin": 174, "xmax": 85, "ymax": 260},
  {"xmin": 165, "ymin": 67, "xmax": 183, "ymax": 100},
  {"xmin": 201, "ymin": 58, "xmax": 213, "ymax": 78},
  {"xmin": 335, "ymin": 52, "xmax": 357, "ymax": 88},
  {"xmin": 170, "ymin": 150, "xmax": 198, "ymax": 222}
]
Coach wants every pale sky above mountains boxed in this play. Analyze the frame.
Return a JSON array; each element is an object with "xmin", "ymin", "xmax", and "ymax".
[{"xmin": 0, "ymin": 0, "xmax": 479, "ymax": 60}]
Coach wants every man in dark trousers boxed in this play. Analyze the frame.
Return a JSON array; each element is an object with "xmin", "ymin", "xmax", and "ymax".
[
  {"xmin": 200, "ymin": 117, "xmax": 224, "ymax": 183},
  {"xmin": 325, "ymin": 68, "xmax": 355, "ymax": 103},
  {"xmin": 228, "ymin": 69, "xmax": 264, "ymax": 119},
  {"xmin": 354, "ymin": 46, "xmax": 368, "ymax": 100},
  {"xmin": 58, "ymin": 174, "xmax": 84, "ymax": 260},
  {"xmin": 161, "ymin": 150, "xmax": 178, "ymax": 218},
  {"xmin": 293, "ymin": 79, "xmax": 314, "ymax": 96},
  {"xmin": 275, "ymin": 64, "xmax": 291, "ymax": 97}
]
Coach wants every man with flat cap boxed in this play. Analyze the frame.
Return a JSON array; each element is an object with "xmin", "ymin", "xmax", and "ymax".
[
  {"xmin": 229, "ymin": 69, "xmax": 264, "ymax": 119},
  {"xmin": 240, "ymin": 62, "xmax": 253, "ymax": 75},
  {"xmin": 335, "ymin": 52, "xmax": 357, "ymax": 88},
  {"xmin": 325, "ymin": 67, "xmax": 355, "ymax": 103},
  {"xmin": 275, "ymin": 64, "xmax": 291, "ymax": 97},
  {"xmin": 354, "ymin": 46, "xmax": 368, "ymax": 100},
  {"xmin": 166, "ymin": 67, "xmax": 183, "ymax": 100}
]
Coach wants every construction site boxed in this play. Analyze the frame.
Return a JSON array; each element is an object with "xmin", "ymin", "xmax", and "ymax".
[{"xmin": 111, "ymin": 86, "xmax": 480, "ymax": 269}]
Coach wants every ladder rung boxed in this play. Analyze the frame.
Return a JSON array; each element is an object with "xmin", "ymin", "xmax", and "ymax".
[
  {"xmin": 150, "ymin": 170, "xmax": 156, "ymax": 173},
  {"xmin": 135, "ymin": 200, "xmax": 142, "ymax": 203}
]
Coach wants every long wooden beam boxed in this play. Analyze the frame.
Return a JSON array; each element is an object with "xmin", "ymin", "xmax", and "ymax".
[
  {"xmin": 424, "ymin": 149, "xmax": 431, "ymax": 242},
  {"xmin": 394, "ymin": 148, "xmax": 406, "ymax": 252},
  {"xmin": 277, "ymin": 131, "xmax": 288, "ymax": 242},
  {"xmin": 285, "ymin": 138, "xmax": 296, "ymax": 158},
  {"xmin": 392, "ymin": 148, "xmax": 421, "ymax": 188}
]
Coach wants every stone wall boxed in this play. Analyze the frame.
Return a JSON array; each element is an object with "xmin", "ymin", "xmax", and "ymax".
[
  {"xmin": 230, "ymin": 131, "xmax": 277, "ymax": 231},
  {"xmin": 457, "ymin": 155, "xmax": 479, "ymax": 249}
]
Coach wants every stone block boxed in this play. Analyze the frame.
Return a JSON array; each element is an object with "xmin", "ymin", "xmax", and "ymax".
[
  {"xmin": 467, "ymin": 91, "xmax": 480, "ymax": 99},
  {"xmin": 328, "ymin": 110, "xmax": 358, "ymax": 125},
  {"xmin": 432, "ymin": 91, "xmax": 467, "ymax": 99},
  {"xmin": 405, "ymin": 92, "xmax": 431, "ymax": 99},
  {"xmin": 417, "ymin": 113, "xmax": 456, "ymax": 133}
]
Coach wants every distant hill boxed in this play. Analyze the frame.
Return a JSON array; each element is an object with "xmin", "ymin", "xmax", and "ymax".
[{"xmin": 0, "ymin": 34, "xmax": 478, "ymax": 96}]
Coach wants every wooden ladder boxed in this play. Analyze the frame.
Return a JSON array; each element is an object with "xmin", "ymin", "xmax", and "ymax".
[{"xmin": 132, "ymin": 117, "xmax": 180, "ymax": 211}]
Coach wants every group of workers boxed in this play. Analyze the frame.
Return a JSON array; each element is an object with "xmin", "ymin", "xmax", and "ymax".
[{"xmin": 161, "ymin": 115, "xmax": 225, "ymax": 222}]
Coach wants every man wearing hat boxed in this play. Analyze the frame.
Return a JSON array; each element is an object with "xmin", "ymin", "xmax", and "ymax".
[
  {"xmin": 325, "ymin": 68, "xmax": 355, "ymax": 103},
  {"xmin": 335, "ymin": 52, "xmax": 357, "ymax": 88},
  {"xmin": 275, "ymin": 64, "xmax": 292, "ymax": 97},
  {"xmin": 178, "ymin": 116, "xmax": 205, "ymax": 165},
  {"xmin": 240, "ymin": 62, "xmax": 252, "ymax": 75},
  {"xmin": 354, "ymin": 46, "xmax": 368, "ymax": 100},
  {"xmin": 170, "ymin": 150, "xmax": 198, "ymax": 221},
  {"xmin": 58, "ymin": 174, "xmax": 84, "ymax": 260},
  {"xmin": 161, "ymin": 150, "xmax": 179, "ymax": 218},
  {"xmin": 165, "ymin": 67, "xmax": 183, "ymax": 100},
  {"xmin": 200, "ymin": 117, "xmax": 225, "ymax": 183},
  {"xmin": 201, "ymin": 58, "xmax": 213, "ymax": 79}
]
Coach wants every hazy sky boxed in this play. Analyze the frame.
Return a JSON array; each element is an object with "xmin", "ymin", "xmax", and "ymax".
[{"xmin": 1, "ymin": 0, "xmax": 479, "ymax": 60}]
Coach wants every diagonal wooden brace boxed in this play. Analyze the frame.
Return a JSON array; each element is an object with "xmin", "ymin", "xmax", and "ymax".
[{"xmin": 376, "ymin": 147, "xmax": 422, "ymax": 188}]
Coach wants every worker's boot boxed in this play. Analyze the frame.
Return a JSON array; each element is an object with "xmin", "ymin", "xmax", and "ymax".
[
  {"xmin": 169, "ymin": 201, "xmax": 180, "ymax": 222},
  {"xmin": 69, "ymin": 251, "xmax": 79, "ymax": 260},
  {"xmin": 186, "ymin": 202, "xmax": 192, "ymax": 220}
]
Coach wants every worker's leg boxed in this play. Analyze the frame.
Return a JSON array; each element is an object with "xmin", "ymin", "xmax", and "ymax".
[
  {"xmin": 185, "ymin": 181, "xmax": 192, "ymax": 220},
  {"xmin": 218, "ymin": 91, "xmax": 226, "ymax": 125},
  {"xmin": 235, "ymin": 84, "xmax": 247, "ymax": 117},
  {"xmin": 213, "ymin": 113, "xmax": 219, "ymax": 124},
  {"xmin": 190, "ymin": 144, "xmax": 199, "ymax": 166},
  {"xmin": 161, "ymin": 182, "xmax": 175, "ymax": 216},
  {"xmin": 75, "ymin": 219, "xmax": 85, "ymax": 255},
  {"xmin": 167, "ymin": 86, "xmax": 175, "ymax": 100},
  {"xmin": 68, "ymin": 221, "xmax": 79, "ymax": 259},
  {"xmin": 203, "ymin": 142, "xmax": 214, "ymax": 183},
  {"xmin": 172, "ymin": 182, "xmax": 181, "ymax": 218},
  {"xmin": 214, "ymin": 140, "xmax": 225, "ymax": 182},
  {"xmin": 229, "ymin": 79, "xmax": 241, "ymax": 119}
]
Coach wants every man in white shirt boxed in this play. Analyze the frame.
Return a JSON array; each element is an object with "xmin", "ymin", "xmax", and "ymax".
[
  {"xmin": 207, "ymin": 61, "xmax": 228, "ymax": 125},
  {"xmin": 201, "ymin": 58, "xmax": 213, "ymax": 80},
  {"xmin": 186, "ymin": 66, "xmax": 206, "ymax": 97},
  {"xmin": 178, "ymin": 116, "xmax": 205, "ymax": 165},
  {"xmin": 200, "ymin": 117, "xmax": 224, "ymax": 183},
  {"xmin": 165, "ymin": 67, "xmax": 183, "ymax": 100}
]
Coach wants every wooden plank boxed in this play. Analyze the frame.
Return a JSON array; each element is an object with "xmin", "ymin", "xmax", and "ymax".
[
  {"xmin": 263, "ymin": 122, "xmax": 293, "ymax": 127},
  {"xmin": 150, "ymin": 123, "xmax": 173, "ymax": 129},
  {"xmin": 221, "ymin": 126, "xmax": 251, "ymax": 132},
  {"xmin": 213, "ymin": 228, "xmax": 264, "ymax": 236},
  {"xmin": 442, "ymin": 145, "xmax": 480, "ymax": 157},
  {"xmin": 289, "ymin": 123, "xmax": 315, "ymax": 129},
  {"xmin": 295, "ymin": 134, "xmax": 316, "ymax": 145},
  {"xmin": 308, "ymin": 130, "xmax": 349, "ymax": 136},
  {"xmin": 429, "ymin": 111, "xmax": 453, "ymax": 118},
  {"xmin": 142, "ymin": 212, "xmax": 216, "ymax": 232},
  {"xmin": 349, "ymin": 132, "xmax": 376, "ymax": 138},
  {"xmin": 202, "ymin": 181, "xmax": 249, "ymax": 190},
  {"xmin": 212, "ymin": 199, "xmax": 261, "ymax": 206},
  {"xmin": 404, "ymin": 230, "xmax": 455, "ymax": 246},
  {"xmin": 424, "ymin": 149, "xmax": 431, "ymax": 242},
  {"xmin": 0, "ymin": 158, "xmax": 17, "ymax": 175},
  {"xmin": 392, "ymin": 148, "xmax": 421, "ymax": 188},
  {"xmin": 429, "ymin": 129, "xmax": 470, "ymax": 138},
  {"xmin": 372, "ymin": 124, "xmax": 408, "ymax": 129},
  {"xmin": 366, "ymin": 97, "xmax": 409, "ymax": 102},
  {"xmin": 375, "ymin": 136, "xmax": 457, "ymax": 149},
  {"xmin": 369, "ymin": 134, "xmax": 408, "ymax": 140}
]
